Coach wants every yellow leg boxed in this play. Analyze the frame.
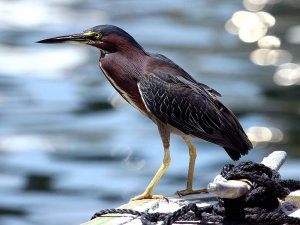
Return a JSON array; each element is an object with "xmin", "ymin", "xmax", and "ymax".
[
  {"xmin": 185, "ymin": 136, "xmax": 197, "ymax": 191},
  {"xmin": 131, "ymin": 147, "xmax": 171, "ymax": 201},
  {"xmin": 131, "ymin": 121, "xmax": 171, "ymax": 201},
  {"xmin": 176, "ymin": 136, "xmax": 208, "ymax": 196}
]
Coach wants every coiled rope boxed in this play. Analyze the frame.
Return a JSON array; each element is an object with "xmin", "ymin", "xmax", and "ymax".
[{"xmin": 91, "ymin": 161, "xmax": 300, "ymax": 225}]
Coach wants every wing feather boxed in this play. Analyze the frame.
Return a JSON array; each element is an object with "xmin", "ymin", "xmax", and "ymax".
[
  {"xmin": 138, "ymin": 71, "xmax": 252, "ymax": 160},
  {"xmin": 138, "ymin": 73, "xmax": 226, "ymax": 144}
]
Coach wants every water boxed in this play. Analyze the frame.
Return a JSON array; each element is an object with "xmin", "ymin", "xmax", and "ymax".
[{"xmin": 0, "ymin": 0, "xmax": 299, "ymax": 224}]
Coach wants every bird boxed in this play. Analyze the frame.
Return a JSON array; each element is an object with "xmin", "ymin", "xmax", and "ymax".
[{"xmin": 37, "ymin": 24, "xmax": 253, "ymax": 200}]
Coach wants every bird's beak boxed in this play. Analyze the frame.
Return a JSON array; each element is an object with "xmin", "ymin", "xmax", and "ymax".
[{"xmin": 37, "ymin": 33, "xmax": 88, "ymax": 45}]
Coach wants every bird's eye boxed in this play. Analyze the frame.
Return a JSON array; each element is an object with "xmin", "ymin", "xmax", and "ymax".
[
  {"xmin": 94, "ymin": 33, "xmax": 102, "ymax": 40},
  {"xmin": 83, "ymin": 31, "xmax": 102, "ymax": 40}
]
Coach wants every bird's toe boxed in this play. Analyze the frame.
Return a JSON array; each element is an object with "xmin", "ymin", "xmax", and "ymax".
[
  {"xmin": 176, "ymin": 188, "xmax": 208, "ymax": 197},
  {"xmin": 130, "ymin": 193, "xmax": 167, "ymax": 201}
]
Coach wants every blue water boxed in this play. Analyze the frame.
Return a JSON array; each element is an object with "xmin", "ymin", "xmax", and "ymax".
[{"xmin": 0, "ymin": 1, "xmax": 299, "ymax": 225}]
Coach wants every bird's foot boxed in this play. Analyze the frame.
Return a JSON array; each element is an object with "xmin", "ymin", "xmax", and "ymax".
[
  {"xmin": 176, "ymin": 188, "xmax": 208, "ymax": 197},
  {"xmin": 130, "ymin": 193, "xmax": 167, "ymax": 201}
]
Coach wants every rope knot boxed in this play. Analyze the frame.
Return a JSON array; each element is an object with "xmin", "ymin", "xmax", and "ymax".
[{"xmin": 91, "ymin": 161, "xmax": 300, "ymax": 224}]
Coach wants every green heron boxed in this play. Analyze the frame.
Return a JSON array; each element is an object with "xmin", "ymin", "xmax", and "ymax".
[{"xmin": 37, "ymin": 25, "xmax": 253, "ymax": 200}]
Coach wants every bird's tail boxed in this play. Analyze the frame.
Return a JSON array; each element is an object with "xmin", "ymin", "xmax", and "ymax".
[
  {"xmin": 218, "ymin": 104, "xmax": 253, "ymax": 161},
  {"xmin": 222, "ymin": 131, "xmax": 252, "ymax": 160},
  {"xmin": 223, "ymin": 146, "xmax": 248, "ymax": 161}
]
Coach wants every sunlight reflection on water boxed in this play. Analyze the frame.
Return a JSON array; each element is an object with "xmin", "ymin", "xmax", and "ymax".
[
  {"xmin": 225, "ymin": 0, "xmax": 300, "ymax": 88},
  {"xmin": 0, "ymin": 47, "xmax": 89, "ymax": 78}
]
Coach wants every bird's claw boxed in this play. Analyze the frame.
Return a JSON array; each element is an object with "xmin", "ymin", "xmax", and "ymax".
[
  {"xmin": 176, "ymin": 188, "xmax": 209, "ymax": 197},
  {"xmin": 130, "ymin": 193, "xmax": 168, "ymax": 201}
]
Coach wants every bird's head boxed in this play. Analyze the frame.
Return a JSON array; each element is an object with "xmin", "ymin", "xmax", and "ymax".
[{"xmin": 37, "ymin": 25, "xmax": 145, "ymax": 54}]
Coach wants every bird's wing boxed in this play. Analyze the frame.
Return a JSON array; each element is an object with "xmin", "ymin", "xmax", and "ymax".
[
  {"xmin": 150, "ymin": 53, "xmax": 221, "ymax": 98},
  {"xmin": 137, "ymin": 72, "xmax": 227, "ymax": 145},
  {"xmin": 138, "ymin": 71, "xmax": 252, "ymax": 160}
]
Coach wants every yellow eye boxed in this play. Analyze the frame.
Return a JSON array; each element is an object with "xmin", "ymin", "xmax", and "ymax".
[
  {"xmin": 94, "ymin": 33, "xmax": 102, "ymax": 39},
  {"xmin": 83, "ymin": 31, "xmax": 102, "ymax": 40}
]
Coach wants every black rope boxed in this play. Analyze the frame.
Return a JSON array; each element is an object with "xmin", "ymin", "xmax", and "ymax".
[{"xmin": 91, "ymin": 161, "xmax": 300, "ymax": 225}]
